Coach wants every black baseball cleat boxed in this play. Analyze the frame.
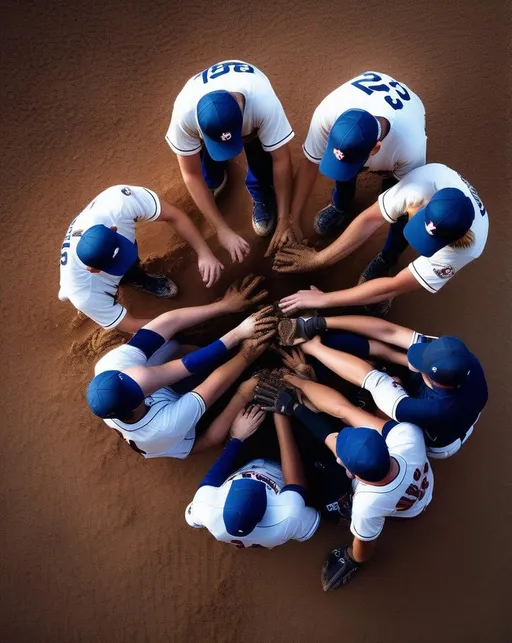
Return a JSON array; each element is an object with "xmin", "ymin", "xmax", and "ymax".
[
  {"xmin": 130, "ymin": 273, "xmax": 179, "ymax": 299},
  {"xmin": 321, "ymin": 546, "xmax": 360, "ymax": 592},
  {"xmin": 314, "ymin": 203, "xmax": 347, "ymax": 237}
]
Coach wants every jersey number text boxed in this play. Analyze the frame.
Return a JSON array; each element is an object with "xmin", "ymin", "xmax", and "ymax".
[
  {"xmin": 196, "ymin": 62, "xmax": 255, "ymax": 84},
  {"xmin": 351, "ymin": 72, "xmax": 411, "ymax": 111}
]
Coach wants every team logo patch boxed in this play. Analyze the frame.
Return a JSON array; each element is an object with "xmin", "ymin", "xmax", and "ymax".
[
  {"xmin": 221, "ymin": 132, "xmax": 232, "ymax": 141},
  {"xmin": 333, "ymin": 148, "xmax": 345, "ymax": 161},
  {"xmin": 431, "ymin": 366, "xmax": 438, "ymax": 373},
  {"xmin": 425, "ymin": 221, "xmax": 437, "ymax": 236},
  {"xmin": 433, "ymin": 264, "xmax": 455, "ymax": 279},
  {"xmin": 121, "ymin": 187, "xmax": 132, "ymax": 196}
]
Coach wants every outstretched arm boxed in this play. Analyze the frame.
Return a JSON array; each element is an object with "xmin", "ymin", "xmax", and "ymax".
[
  {"xmin": 266, "ymin": 144, "xmax": 294, "ymax": 255},
  {"xmin": 324, "ymin": 315, "xmax": 415, "ymax": 349},
  {"xmin": 158, "ymin": 199, "xmax": 224, "ymax": 287},
  {"xmin": 288, "ymin": 157, "xmax": 319, "ymax": 240},
  {"xmin": 301, "ymin": 339, "xmax": 373, "ymax": 387},
  {"xmin": 274, "ymin": 414, "xmax": 307, "ymax": 488}
]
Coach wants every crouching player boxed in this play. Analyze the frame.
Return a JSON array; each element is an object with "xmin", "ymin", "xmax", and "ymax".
[
  {"xmin": 87, "ymin": 277, "xmax": 276, "ymax": 458},
  {"xmin": 254, "ymin": 375, "xmax": 433, "ymax": 590}
]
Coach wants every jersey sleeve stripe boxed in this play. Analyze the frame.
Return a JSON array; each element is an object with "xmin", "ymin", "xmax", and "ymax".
[
  {"xmin": 189, "ymin": 391, "xmax": 206, "ymax": 414},
  {"xmin": 142, "ymin": 188, "xmax": 161, "ymax": 220},
  {"xmin": 302, "ymin": 144, "xmax": 322, "ymax": 163},
  {"xmin": 295, "ymin": 510, "xmax": 321, "ymax": 542},
  {"xmin": 378, "ymin": 190, "xmax": 395, "ymax": 223},
  {"xmin": 261, "ymin": 130, "xmax": 295, "ymax": 150},
  {"xmin": 102, "ymin": 306, "xmax": 127, "ymax": 329},
  {"xmin": 350, "ymin": 522, "xmax": 383, "ymax": 542},
  {"xmin": 391, "ymin": 394, "xmax": 409, "ymax": 421},
  {"xmin": 408, "ymin": 262, "xmax": 438, "ymax": 293},
  {"xmin": 165, "ymin": 135, "xmax": 202, "ymax": 155}
]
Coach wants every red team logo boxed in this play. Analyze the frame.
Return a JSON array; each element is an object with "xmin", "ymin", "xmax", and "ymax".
[
  {"xmin": 221, "ymin": 132, "xmax": 232, "ymax": 141},
  {"xmin": 333, "ymin": 148, "xmax": 345, "ymax": 160},
  {"xmin": 395, "ymin": 463, "xmax": 430, "ymax": 511},
  {"xmin": 425, "ymin": 221, "xmax": 437, "ymax": 236}
]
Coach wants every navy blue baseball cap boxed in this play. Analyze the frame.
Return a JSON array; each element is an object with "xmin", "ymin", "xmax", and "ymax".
[
  {"xmin": 223, "ymin": 478, "xmax": 267, "ymax": 537},
  {"xmin": 404, "ymin": 188, "xmax": 474, "ymax": 257},
  {"xmin": 87, "ymin": 370, "xmax": 145, "ymax": 419},
  {"xmin": 407, "ymin": 336, "xmax": 472, "ymax": 386},
  {"xmin": 77, "ymin": 225, "xmax": 138, "ymax": 276},
  {"xmin": 197, "ymin": 90, "xmax": 244, "ymax": 162},
  {"xmin": 320, "ymin": 109, "xmax": 380, "ymax": 181},
  {"xmin": 336, "ymin": 427, "xmax": 390, "ymax": 482}
]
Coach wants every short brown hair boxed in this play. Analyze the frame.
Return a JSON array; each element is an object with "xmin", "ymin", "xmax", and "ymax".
[{"xmin": 449, "ymin": 229, "xmax": 475, "ymax": 249}]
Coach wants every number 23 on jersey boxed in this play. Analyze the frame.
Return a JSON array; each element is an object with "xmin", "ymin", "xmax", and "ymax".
[
  {"xmin": 196, "ymin": 62, "xmax": 255, "ymax": 85},
  {"xmin": 351, "ymin": 72, "xmax": 411, "ymax": 111}
]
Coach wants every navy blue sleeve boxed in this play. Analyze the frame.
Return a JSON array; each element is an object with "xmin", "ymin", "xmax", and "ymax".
[
  {"xmin": 293, "ymin": 404, "xmax": 339, "ymax": 442},
  {"xmin": 323, "ymin": 331, "xmax": 370, "ymax": 359},
  {"xmin": 280, "ymin": 484, "xmax": 307, "ymax": 501},
  {"xmin": 395, "ymin": 397, "xmax": 442, "ymax": 424},
  {"xmin": 198, "ymin": 439, "xmax": 243, "ymax": 488},
  {"xmin": 127, "ymin": 329, "xmax": 165, "ymax": 358},
  {"xmin": 181, "ymin": 339, "xmax": 228, "ymax": 374},
  {"xmin": 382, "ymin": 420, "xmax": 399, "ymax": 440}
]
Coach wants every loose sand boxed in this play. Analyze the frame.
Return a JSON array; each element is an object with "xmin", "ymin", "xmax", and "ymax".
[{"xmin": 1, "ymin": 1, "xmax": 510, "ymax": 641}]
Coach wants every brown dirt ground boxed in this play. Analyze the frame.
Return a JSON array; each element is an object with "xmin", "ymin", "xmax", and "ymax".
[{"xmin": 1, "ymin": 1, "xmax": 511, "ymax": 642}]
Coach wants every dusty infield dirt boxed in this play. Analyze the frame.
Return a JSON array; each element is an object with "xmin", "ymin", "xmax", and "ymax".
[{"xmin": 1, "ymin": 1, "xmax": 511, "ymax": 642}]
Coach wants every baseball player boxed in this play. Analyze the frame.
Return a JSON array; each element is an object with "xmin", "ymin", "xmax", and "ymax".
[
  {"xmin": 185, "ymin": 408, "xmax": 320, "ymax": 548},
  {"xmin": 166, "ymin": 60, "xmax": 295, "ymax": 260},
  {"xmin": 288, "ymin": 315, "xmax": 488, "ymax": 459},
  {"xmin": 254, "ymin": 376, "xmax": 433, "ymax": 590},
  {"xmin": 87, "ymin": 277, "xmax": 276, "ymax": 459},
  {"xmin": 285, "ymin": 71, "xmax": 426, "ymax": 239},
  {"xmin": 59, "ymin": 184, "xmax": 224, "ymax": 332},
  {"xmin": 277, "ymin": 163, "xmax": 489, "ymax": 317}
]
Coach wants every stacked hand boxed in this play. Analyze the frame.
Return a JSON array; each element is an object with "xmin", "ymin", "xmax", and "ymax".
[
  {"xmin": 198, "ymin": 252, "xmax": 224, "ymax": 288},
  {"xmin": 236, "ymin": 305, "xmax": 278, "ymax": 341},
  {"xmin": 279, "ymin": 285, "xmax": 326, "ymax": 316},
  {"xmin": 265, "ymin": 224, "xmax": 303, "ymax": 257},
  {"xmin": 222, "ymin": 275, "xmax": 268, "ymax": 313},
  {"xmin": 276, "ymin": 347, "xmax": 316, "ymax": 381},
  {"xmin": 273, "ymin": 244, "xmax": 323, "ymax": 273},
  {"xmin": 218, "ymin": 228, "xmax": 250, "ymax": 264},
  {"xmin": 230, "ymin": 406, "xmax": 266, "ymax": 441}
]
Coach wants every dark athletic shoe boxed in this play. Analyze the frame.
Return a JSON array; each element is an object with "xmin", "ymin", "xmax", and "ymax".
[
  {"xmin": 252, "ymin": 201, "xmax": 276, "ymax": 237},
  {"xmin": 131, "ymin": 273, "xmax": 178, "ymax": 299},
  {"xmin": 321, "ymin": 546, "xmax": 360, "ymax": 592},
  {"xmin": 314, "ymin": 203, "xmax": 346, "ymax": 237},
  {"xmin": 358, "ymin": 252, "xmax": 395, "ymax": 318}
]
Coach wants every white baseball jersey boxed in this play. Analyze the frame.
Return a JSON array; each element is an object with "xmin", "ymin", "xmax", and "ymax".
[
  {"xmin": 350, "ymin": 422, "xmax": 434, "ymax": 542},
  {"xmin": 303, "ymin": 71, "xmax": 426, "ymax": 179},
  {"xmin": 378, "ymin": 163, "xmax": 489, "ymax": 292},
  {"xmin": 166, "ymin": 60, "xmax": 294, "ymax": 156},
  {"xmin": 185, "ymin": 459, "xmax": 320, "ymax": 548},
  {"xmin": 58, "ymin": 185, "xmax": 161, "ymax": 328},
  {"xmin": 94, "ymin": 340, "xmax": 204, "ymax": 459}
]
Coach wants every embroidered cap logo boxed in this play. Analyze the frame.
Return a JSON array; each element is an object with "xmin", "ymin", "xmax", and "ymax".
[
  {"xmin": 333, "ymin": 148, "xmax": 345, "ymax": 161},
  {"xmin": 112, "ymin": 247, "xmax": 120, "ymax": 259},
  {"xmin": 425, "ymin": 221, "xmax": 437, "ymax": 236},
  {"xmin": 221, "ymin": 132, "xmax": 232, "ymax": 141}
]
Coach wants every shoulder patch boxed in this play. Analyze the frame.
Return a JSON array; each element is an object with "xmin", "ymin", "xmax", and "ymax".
[
  {"xmin": 432, "ymin": 264, "xmax": 455, "ymax": 279},
  {"xmin": 121, "ymin": 187, "xmax": 132, "ymax": 196}
]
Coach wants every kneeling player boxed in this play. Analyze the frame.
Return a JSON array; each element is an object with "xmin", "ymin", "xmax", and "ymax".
[
  {"xmin": 87, "ymin": 277, "xmax": 275, "ymax": 458},
  {"xmin": 280, "ymin": 314, "xmax": 487, "ymax": 459},
  {"xmin": 185, "ymin": 406, "xmax": 320, "ymax": 548},
  {"xmin": 254, "ymin": 376, "xmax": 433, "ymax": 590}
]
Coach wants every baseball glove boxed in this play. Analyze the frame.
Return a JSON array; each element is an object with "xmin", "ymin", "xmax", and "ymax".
[
  {"xmin": 321, "ymin": 545, "xmax": 360, "ymax": 592},
  {"xmin": 278, "ymin": 314, "xmax": 327, "ymax": 346},
  {"xmin": 253, "ymin": 373, "xmax": 298, "ymax": 415}
]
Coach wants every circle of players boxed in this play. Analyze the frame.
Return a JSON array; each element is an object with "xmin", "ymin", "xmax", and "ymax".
[{"xmin": 59, "ymin": 61, "xmax": 489, "ymax": 591}]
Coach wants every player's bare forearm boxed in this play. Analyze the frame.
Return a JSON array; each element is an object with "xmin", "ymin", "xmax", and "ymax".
[
  {"xmin": 124, "ymin": 359, "xmax": 190, "ymax": 395},
  {"xmin": 193, "ymin": 352, "xmax": 253, "ymax": 409},
  {"xmin": 323, "ymin": 268, "xmax": 420, "ymax": 308},
  {"xmin": 350, "ymin": 537, "xmax": 376, "ymax": 563},
  {"xmin": 159, "ymin": 199, "xmax": 213, "ymax": 258},
  {"xmin": 317, "ymin": 202, "xmax": 385, "ymax": 268},
  {"xmin": 302, "ymin": 342, "xmax": 372, "ymax": 387},
  {"xmin": 289, "ymin": 157, "xmax": 319, "ymax": 228},
  {"xmin": 325, "ymin": 315, "xmax": 415, "ymax": 349},
  {"xmin": 195, "ymin": 390, "xmax": 249, "ymax": 452},
  {"xmin": 274, "ymin": 414, "xmax": 307, "ymax": 488},
  {"xmin": 369, "ymin": 341, "xmax": 410, "ymax": 367},
  {"xmin": 271, "ymin": 145, "xmax": 293, "ymax": 224},
  {"xmin": 143, "ymin": 300, "xmax": 232, "ymax": 340},
  {"xmin": 183, "ymin": 173, "xmax": 229, "ymax": 233},
  {"xmin": 290, "ymin": 378, "xmax": 353, "ymax": 418}
]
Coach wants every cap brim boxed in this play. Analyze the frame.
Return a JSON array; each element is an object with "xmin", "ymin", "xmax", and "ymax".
[
  {"xmin": 104, "ymin": 234, "xmax": 138, "ymax": 276},
  {"xmin": 403, "ymin": 209, "xmax": 445, "ymax": 258},
  {"xmin": 203, "ymin": 131, "xmax": 243, "ymax": 162},
  {"xmin": 407, "ymin": 342, "xmax": 429, "ymax": 373},
  {"xmin": 320, "ymin": 146, "xmax": 367, "ymax": 181}
]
